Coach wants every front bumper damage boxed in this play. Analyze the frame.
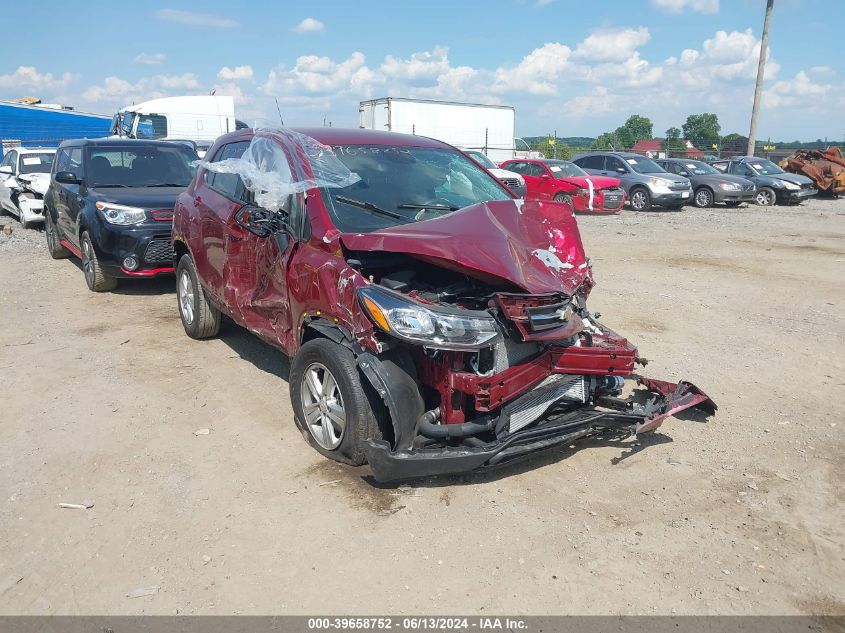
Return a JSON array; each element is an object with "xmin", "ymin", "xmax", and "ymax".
[{"xmin": 363, "ymin": 377, "xmax": 715, "ymax": 482}]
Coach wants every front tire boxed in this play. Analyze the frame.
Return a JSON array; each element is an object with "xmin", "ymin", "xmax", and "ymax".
[
  {"xmin": 629, "ymin": 187, "xmax": 652, "ymax": 212},
  {"xmin": 45, "ymin": 212, "xmax": 71, "ymax": 259},
  {"xmin": 553, "ymin": 192, "xmax": 573, "ymax": 208},
  {"xmin": 755, "ymin": 187, "xmax": 776, "ymax": 206},
  {"xmin": 290, "ymin": 338, "xmax": 384, "ymax": 466},
  {"xmin": 176, "ymin": 255, "xmax": 220, "ymax": 339},
  {"xmin": 693, "ymin": 187, "xmax": 714, "ymax": 208},
  {"xmin": 81, "ymin": 231, "xmax": 117, "ymax": 292}
]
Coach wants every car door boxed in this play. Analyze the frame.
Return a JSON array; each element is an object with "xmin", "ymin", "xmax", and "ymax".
[
  {"xmin": 0, "ymin": 150, "xmax": 18, "ymax": 212},
  {"xmin": 194, "ymin": 140, "xmax": 251, "ymax": 300},
  {"xmin": 62, "ymin": 148, "xmax": 86, "ymax": 247},
  {"xmin": 51, "ymin": 147, "xmax": 84, "ymax": 244},
  {"xmin": 520, "ymin": 162, "xmax": 548, "ymax": 199}
]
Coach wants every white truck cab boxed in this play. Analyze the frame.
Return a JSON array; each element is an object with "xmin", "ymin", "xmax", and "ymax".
[{"xmin": 111, "ymin": 96, "xmax": 239, "ymax": 152}]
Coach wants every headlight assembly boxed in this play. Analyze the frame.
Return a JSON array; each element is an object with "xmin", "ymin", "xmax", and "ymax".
[
  {"xmin": 782, "ymin": 181, "xmax": 800, "ymax": 190},
  {"xmin": 96, "ymin": 202, "xmax": 146, "ymax": 225},
  {"xmin": 719, "ymin": 182, "xmax": 741, "ymax": 191},
  {"xmin": 648, "ymin": 177, "xmax": 673, "ymax": 193},
  {"xmin": 358, "ymin": 286, "xmax": 500, "ymax": 350}
]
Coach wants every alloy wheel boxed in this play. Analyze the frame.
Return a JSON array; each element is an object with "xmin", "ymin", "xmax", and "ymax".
[
  {"xmin": 695, "ymin": 189, "xmax": 713, "ymax": 207},
  {"xmin": 631, "ymin": 191, "xmax": 646, "ymax": 210},
  {"xmin": 756, "ymin": 190, "xmax": 773, "ymax": 206},
  {"xmin": 46, "ymin": 218, "xmax": 57, "ymax": 250},
  {"xmin": 178, "ymin": 270, "xmax": 195, "ymax": 325},
  {"xmin": 300, "ymin": 362, "xmax": 346, "ymax": 450},
  {"xmin": 81, "ymin": 238, "xmax": 94, "ymax": 286}
]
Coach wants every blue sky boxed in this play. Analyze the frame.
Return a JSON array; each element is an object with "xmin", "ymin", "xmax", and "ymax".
[{"xmin": 1, "ymin": 0, "xmax": 842, "ymax": 141}]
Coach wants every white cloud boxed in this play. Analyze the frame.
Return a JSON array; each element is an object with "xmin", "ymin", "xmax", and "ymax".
[
  {"xmin": 218, "ymin": 65, "xmax": 254, "ymax": 81},
  {"xmin": 133, "ymin": 52, "xmax": 166, "ymax": 65},
  {"xmin": 676, "ymin": 29, "xmax": 780, "ymax": 89},
  {"xmin": 293, "ymin": 17, "xmax": 325, "ymax": 33},
  {"xmin": 0, "ymin": 66, "xmax": 75, "ymax": 91},
  {"xmin": 81, "ymin": 73, "xmax": 201, "ymax": 109},
  {"xmin": 563, "ymin": 87, "xmax": 616, "ymax": 117},
  {"xmin": 493, "ymin": 43, "xmax": 571, "ymax": 95},
  {"xmin": 573, "ymin": 27, "xmax": 651, "ymax": 62},
  {"xmin": 809, "ymin": 65, "xmax": 833, "ymax": 74},
  {"xmin": 261, "ymin": 52, "xmax": 375, "ymax": 96},
  {"xmin": 154, "ymin": 9, "xmax": 239, "ymax": 28},
  {"xmin": 763, "ymin": 71, "xmax": 832, "ymax": 109},
  {"xmin": 381, "ymin": 46, "xmax": 451, "ymax": 82},
  {"xmin": 650, "ymin": 0, "xmax": 719, "ymax": 14}
]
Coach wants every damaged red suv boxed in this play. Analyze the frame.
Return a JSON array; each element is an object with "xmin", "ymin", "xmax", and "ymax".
[{"xmin": 172, "ymin": 128, "xmax": 715, "ymax": 482}]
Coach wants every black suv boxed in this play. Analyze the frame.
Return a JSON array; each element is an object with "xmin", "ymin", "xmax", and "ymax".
[
  {"xmin": 43, "ymin": 138, "xmax": 197, "ymax": 291},
  {"xmin": 709, "ymin": 156, "xmax": 817, "ymax": 206}
]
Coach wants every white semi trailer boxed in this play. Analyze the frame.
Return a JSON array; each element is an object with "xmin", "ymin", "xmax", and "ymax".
[{"xmin": 358, "ymin": 97, "xmax": 541, "ymax": 163}]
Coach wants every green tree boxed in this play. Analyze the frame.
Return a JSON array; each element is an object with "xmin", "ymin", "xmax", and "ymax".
[
  {"xmin": 622, "ymin": 114, "xmax": 654, "ymax": 143},
  {"xmin": 593, "ymin": 132, "xmax": 622, "ymax": 150},
  {"xmin": 664, "ymin": 127, "xmax": 684, "ymax": 152},
  {"xmin": 682, "ymin": 113, "xmax": 721, "ymax": 151}
]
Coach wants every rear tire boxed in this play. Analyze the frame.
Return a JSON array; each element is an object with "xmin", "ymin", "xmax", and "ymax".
[
  {"xmin": 81, "ymin": 231, "xmax": 117, "ymax": 292},
  {"xmin": 176, "ymin": 255, "xmax": 221, "ymax": 339},
  {"xmin": 290, "ymin": 338, "xmax": 384, "ymax": 466},
  {"xmin": 629, "ymin": 187, "xmax": 652, "ymax": 211},
  {"xmin": 45, "ymin": 212, "xmax": 71, "ymax": 259}
]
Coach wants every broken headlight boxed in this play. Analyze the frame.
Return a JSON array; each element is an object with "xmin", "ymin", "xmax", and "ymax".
[{"xmin": 358, "ymin": 286, "xmax": 500, "ymax": 350}]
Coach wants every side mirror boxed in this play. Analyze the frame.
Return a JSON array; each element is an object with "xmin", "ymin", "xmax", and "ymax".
[
  {"xmin": 0, "ymin": 166, "xmax": 13, "ymax": 175},
  {"xmin": 234, "ymin": 205, "xmax": 287, "ymax": 238},
  {"xmin": 55, "ymin": 171, "xmax": 82, "ymax": 184},
  {"xmin": 679, "ymin": 170, "xmax": 689, "ymax": 176},
  {"xmin": 540, "ymin": 174, "xmax": 551, "ymax": 180},
  {"xmin": 616, "ymin": 167, "xmax": 626, "ymax": 174}
]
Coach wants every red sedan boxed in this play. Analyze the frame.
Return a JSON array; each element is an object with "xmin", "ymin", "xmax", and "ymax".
[{"xmin": 500, "ymin": 159, "xmax": 625, "ymax": 214}]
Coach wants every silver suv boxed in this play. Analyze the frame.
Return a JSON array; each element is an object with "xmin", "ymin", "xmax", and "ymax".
[{"xmin": 572, "ymin": 151, "xmax": 692, "ymax": 211}]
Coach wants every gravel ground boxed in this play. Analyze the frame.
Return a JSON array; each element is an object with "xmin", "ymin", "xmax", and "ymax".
[{"xmin": 0, "ymin": 197, "xmax": 843, "ymax": 615}]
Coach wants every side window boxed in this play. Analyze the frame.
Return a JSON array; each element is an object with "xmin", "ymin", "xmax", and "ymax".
[
  {"xmin": 664, "ymin": 162, "xmax": 678, "ymax": 174},
  {"xmin": 711, "ymin": 162, "xmax": 728, "ymax": 173},
  {"xmin": 578, "ymin": 155, "xmax": 605, "ymax": 170},
  {"xmin": 504, "ymin": 162, "xmax": 526, "ymax": 175},
  {"xmin": 54, "ymin": 148, "xmax": 81, "ymax": 176},
  {"xmin": 206, "ymin": 140, "xmax": 251, "ymax": 201},
  {"xmin": 67, "ymin": 148, "xmax": 83, "ymax": 179},
  {"xmin": 605, "ymin": 157, "xmax": 625, "ymax": 172},
  {"xmin": 526, "ymin": 163, "xmax": 546, "ymax": 177},
  {"xmin": 3, "ymin": 150, "xmax": 18, "ymax": 172}
]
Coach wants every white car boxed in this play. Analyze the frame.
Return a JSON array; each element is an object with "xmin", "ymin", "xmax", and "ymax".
[
  {"xmin": 461, "ymin": 149, "xmax": 526, "ymax": 198},
  {"xmin": 0, "ymin": 147, "xmax": 56, "ymax": 228}
]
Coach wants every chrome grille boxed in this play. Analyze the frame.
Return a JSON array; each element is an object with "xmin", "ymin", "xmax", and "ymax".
[
  {"xmin": 507, "ymin": 375, "xmax": 586, "ymax": 433},
  {"xmin": 144, "ymin": 239, "xmax": 175, "ymax": 263},
  {"xmin": 743, "ymin": 183, "xmax": 755, "ymax": 191},
  {"xmin": 500, "ymin": 177, "xmax": 521, "ymax": 188},
  {"xmin": 669, "ymin": 182, "xmax": 690, "ymax": 191}
]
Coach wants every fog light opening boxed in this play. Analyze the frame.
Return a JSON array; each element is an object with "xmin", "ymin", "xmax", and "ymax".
[{"xmin": 123, "ymin": 256, "xmax": 139, "ymax": 271}]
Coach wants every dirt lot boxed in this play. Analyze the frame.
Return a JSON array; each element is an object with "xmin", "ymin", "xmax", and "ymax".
[{"xmin": 0, "ymin": 198, "xmax": 843, "ymax": 616}]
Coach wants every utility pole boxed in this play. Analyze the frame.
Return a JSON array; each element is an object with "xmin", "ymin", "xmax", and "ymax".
[{"xmin": 747, "ymin": 0, "xmax": 774, "ymax": 156}]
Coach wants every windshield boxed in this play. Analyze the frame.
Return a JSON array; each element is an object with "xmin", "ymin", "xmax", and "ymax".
[
  {"xmin": 625, "ymin": 156, "xmax": 665, "ymax": 174},
  {"xmin": 322, "ymin": 145, "xmax": 512, "ymax": 233},
  {"xmin": 546, "ymin": 161, "xmax": 588, "ymax": 178},
  {"xmin": 746, "ymin": 159, "xmax": 784, "ymax": 175},
  {"xmin": 679, "ymin": 160, "xmax": 719, "ymax": 175},
  {"xmin": 466, "ymin": 151, "xmax": 497, "ymax": 170},
  {"xmin": 19, "ymin": 153, "xmax": 55, "ymax": 174},
  {"xmin": 87, "ymin": 144, "xmax": 197, "ymax": 188}
]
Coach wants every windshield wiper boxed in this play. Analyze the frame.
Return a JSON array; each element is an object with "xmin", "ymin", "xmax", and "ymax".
[
  {"xmin": 92, "ymin": 183, "xmax": 129, "ymax": 188},
  {"xmin": 397, "ymin": 203, "xmax": 460, "ymax": 211},
  {"xmin": 145, "ymin": 183, "xmax": 188, "ymax": 187},
  {"xmin": 334, "ymin": 195, "xmax": 403, "ymax": 220}
]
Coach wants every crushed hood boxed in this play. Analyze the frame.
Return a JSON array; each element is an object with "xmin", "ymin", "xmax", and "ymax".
[{"xmin": 340, "ymin": 199, "xmax": 590, "ymax": 295}]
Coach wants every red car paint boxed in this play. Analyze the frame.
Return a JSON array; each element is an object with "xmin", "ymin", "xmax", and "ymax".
[
  {"xmin": 500, "ymin": 159, "xmax": 625, "ymax": 214},
  {"xmin": 173, "ymin": 127, "xmax": 715, "ymax": 481}
]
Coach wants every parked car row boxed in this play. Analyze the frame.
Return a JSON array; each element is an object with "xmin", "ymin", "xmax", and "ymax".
[
  {"xmin": 461, "ymin": 150, "xmax": 819, "ymax": 212},
  {"xmin": 35, "ymin": 128, "xmax": 716, "ymax": 482}
]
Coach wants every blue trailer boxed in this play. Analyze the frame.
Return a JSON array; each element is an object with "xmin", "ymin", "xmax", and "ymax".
[{"xmin": 0, "ymin": 101, "xmax": 112, "ymax": 159}]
